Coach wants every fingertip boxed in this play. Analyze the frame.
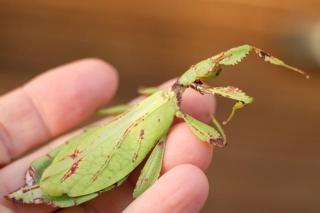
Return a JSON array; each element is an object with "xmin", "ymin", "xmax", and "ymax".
[
  {"xmin": 164, "ymin": 123, "xmax": 213, "ymax": 172},
  {"xmin": 124, "ymin": 164, "xmax": 209, "ymax": 213},
  {"xmin": 23, "ymin": 58, "xmax": 119, "ymax": 135}
]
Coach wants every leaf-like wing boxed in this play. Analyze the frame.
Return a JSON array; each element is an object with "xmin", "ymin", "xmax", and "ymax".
[
  {"xmin": 8, "ymin": 142, "xmax": 101, "ymax": 207},
  {"xmin": 40, "ymin": 91, "xmax": 177, "ymax": 197},
  {"xmin": 7, "ymin": 184, "xmax": 98, "ymax": 208}
]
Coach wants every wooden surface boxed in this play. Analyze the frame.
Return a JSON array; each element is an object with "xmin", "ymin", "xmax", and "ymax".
[{"xmin": 1, "ymin": 1, "xmax": 319, "ymax": 212}]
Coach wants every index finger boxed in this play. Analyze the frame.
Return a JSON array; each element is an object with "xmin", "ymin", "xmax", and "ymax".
[{"xmin": 0, "ymin": 58, "xmax": 118, "ymax": 166}]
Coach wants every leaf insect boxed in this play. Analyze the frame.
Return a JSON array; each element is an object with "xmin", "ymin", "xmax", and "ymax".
[{"xmin": 6, "ymin": 45, "xmax": 308, "ymax": 208}]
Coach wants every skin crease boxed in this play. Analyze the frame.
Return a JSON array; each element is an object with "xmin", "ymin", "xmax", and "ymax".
[{"xmin": 0, "ymin": 58, "xmax": 216, "ymax": 213}]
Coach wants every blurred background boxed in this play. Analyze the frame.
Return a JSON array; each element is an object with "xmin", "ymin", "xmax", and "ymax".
[{"xmin": 1, "ymin": 0, "xmax": 319, "ymax": 212}]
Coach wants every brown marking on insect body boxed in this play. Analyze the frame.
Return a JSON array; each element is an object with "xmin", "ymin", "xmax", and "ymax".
[
  {"xmin": 139, "ymin": 129, "xmax": 145, "ymax": 139},
  {"xmin": 157, "ymin": 118, "xmax": 161, "ymax": 122},
  {"xmin": 61, "ymin": 158, "xmax": 82, "ymax": 182},
  {"xmin": 190, "ymin": 81, "xmax": 205, "ymax": 95},
  {"xmin": 254, "ymin": 47, "xmax": 271, "ymax": 59},
  {"xmin": 123, "ymin": 123, "xmax": 135, "ymax": 136},
  {"xmin": 171, "ymin": 81, "xmax": 185, "ymax": 105},
  {"xmin": 215, "ymin": 66, "xmax": 222, "ymax": 76},
  {"xmin": 10, "ymin": 197, "xmax": 24, "ymax": 204},
  {"xmin": 91, "ymin": 151, "xmax": 110, "ymax": 181},
  {"xmin": 209, "ymin": 137, "xmax": 225, "ymax": 148},
  {"xmin": 143, "ymin": 177, "xmax": 149, "ymax": 183},
  {"xmin": 93, "ymin": 113, "xmax": 149, "ymax": 180},
  {"xmin": 21, "ymin": 185, "xmax": 40, "ymax": 193},
  {"xmin": 46, "ymin": 153, "xmax": 54, "ymax": 160},
  {"xmin": 176, "ymin": 92, "xmax": 182, "ymax": 105},
  {"xmin": 132, "ymin": 153, "xmax": 138, "ymax": 163},
  {"xmin": 157, "ymin": 137, "xmax": 166, "ymax": 149},
  {"xmin": 258, "ymin": 50, "xmax": 271, "ymax": 59},
  {"xmin": 171, "ymin": 81, "xmax": 183, "ymax": 92},
  {"xmin": 69, "ymin": 149, "xmax": 81, "ymax": 160},
  {"xmin": 194, "ymin": 80, "xmax": 203, "ymax": 85}
]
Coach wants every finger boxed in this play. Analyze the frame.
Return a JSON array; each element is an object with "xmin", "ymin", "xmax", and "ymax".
[
  {"xmin": 124, "ymin": 164, "xmax": 209, "ymax": 213},
  {"xmin": 180, "ymin": 88, "xmax": 215, "ymax": 123},
  {"xmin": 0, "ymin": 58, "xmax": 118, "ymax": 165},
  {"xmin": 0, "ymin": 132, "xmax": 81, "ymax": 212},
  {"xmin": 66, "ymin": 165, "xmax": 209, "ymax": 213},
  {"xmin": 0, "ymin": 204, "xmax": 14, "ymax": 213},
  {"xmin": 163, "ymin": 123, "xmax": 213, "ymax": 172}
]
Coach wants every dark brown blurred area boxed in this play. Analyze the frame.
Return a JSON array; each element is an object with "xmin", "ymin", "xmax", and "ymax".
[{"xmin": 1, "ymin": 0, "xmax": 319, "ymax": 212}]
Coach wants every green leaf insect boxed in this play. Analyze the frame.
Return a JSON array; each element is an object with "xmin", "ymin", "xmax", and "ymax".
[{"xmin": 6, "ymin": 44, "xmax": 308, "ymax": 208}]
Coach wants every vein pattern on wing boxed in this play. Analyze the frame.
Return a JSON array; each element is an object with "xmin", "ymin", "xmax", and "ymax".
[{"xmin": 40, "ymin": 91, "xmax": 177, "ymax": 197}]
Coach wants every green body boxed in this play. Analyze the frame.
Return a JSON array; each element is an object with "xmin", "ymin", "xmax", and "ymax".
[
  {"xmin": 40, "ymin": 90, "xmax": 177, "ymax": 197},
  {"xmin": 7, "ymin": 44, "xmax": 308, "ymax": 208}
]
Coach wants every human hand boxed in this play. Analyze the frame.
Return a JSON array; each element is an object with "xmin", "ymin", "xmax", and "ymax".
[{"xmin": 0, "ymin": 59, "xmax": 215, "ymax": 213}]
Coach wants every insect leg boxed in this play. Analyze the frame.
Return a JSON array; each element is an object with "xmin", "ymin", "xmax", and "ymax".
[
  {"xmin": 177, "ymin": 44, "xmax": 308, "ymax": 87},
  {"xmin": 176, "ymin": 111, "xmax": 226, "ymax": 147},
  {"xmin": 96, "ymin": 104, "xmax": 131, "ymax": 116},
  {"xmin": 138, "ymin": 87, "xmax": 163, "ymax": 96},
  {"xmin": 219, "ymin": 45, "xmax": 309, "ymax": 78},
  {"xmin": 133, "ymin": 137, "xmax": 166, "ymax": 198},
  {"xmin": 191, "ymin": 83, "xmax": 253, "ymax": 124}
]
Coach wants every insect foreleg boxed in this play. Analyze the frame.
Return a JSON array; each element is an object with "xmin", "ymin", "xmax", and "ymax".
[
  {"xmin": 219, "ymin": 45, "xmax": 309, "ymax": 78},
  {"xmin": 177, "ymin": 44, "xmax": 308, "ymax": 89}
]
